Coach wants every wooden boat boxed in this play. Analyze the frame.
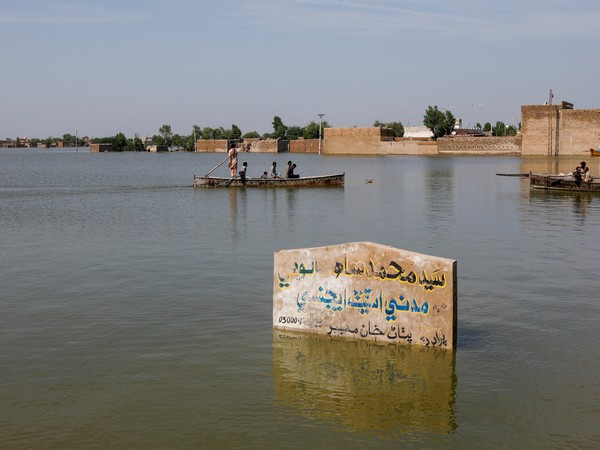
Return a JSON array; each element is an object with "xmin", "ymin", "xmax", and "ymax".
[
  {"xmin": 590, "ymin": 148, "xmax": 600, "ymax": 157},
  {"xmin": 529, "ymin": 172, "xmax": 600, "ymax": 192},
  {"xmin": 193, "ymin": 173, "xmax": 345, "ymax": 188}
]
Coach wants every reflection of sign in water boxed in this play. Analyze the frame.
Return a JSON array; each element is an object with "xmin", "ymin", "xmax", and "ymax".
[
  {"xmin": 273, "ymin": 241, "xmax": 457, "ymax": 348},
  {"xmin": 273, "ymin": 330, "xmax": 457, "ymax": 434}
]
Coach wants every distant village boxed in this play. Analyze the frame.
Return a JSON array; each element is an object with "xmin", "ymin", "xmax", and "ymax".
[{"xmin": 3, "ymin": 100, "xmax": 600, "ymax": 157}]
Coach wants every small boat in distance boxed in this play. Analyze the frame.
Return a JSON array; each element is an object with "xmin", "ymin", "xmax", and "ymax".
[
  {"xmin": 589, "ymin": 148, "xmax": 600, "ymax": 157},
  {"xmin": 529, "ymin": 172, "xmax": 600, "ymax": 192},
  {"xmin": 193, "ymin": 173, "xmax": 345, "ymax": 188}
]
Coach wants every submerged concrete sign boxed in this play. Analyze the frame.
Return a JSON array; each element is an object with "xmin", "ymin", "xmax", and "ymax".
[{"xmin": 273, "ymin": 242, "xmax": 457, "ymax": 348}]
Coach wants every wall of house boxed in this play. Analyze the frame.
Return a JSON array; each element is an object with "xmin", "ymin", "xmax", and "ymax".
[
  {"xmin": 290, "ymin": 139, "xmax": 320, "ymax": 154},
  {"xmin": 323, "ymin": 127, "xmax": 437, "ymax": 155},
  {"xmin": 437, "ymin": 136, "xmax": 520, "ymax": 155},
  {"xmin": 195, "ymin": 139, "xmax": 229, "ymax": 153},
  {"xmin": 558, "ymin": 109, "xmax": 600, "ymax": 156},
  {"xmin": 195, "ymin": 138, "xmax": 286, "ymax": 153},
  {"xmin": 520, "ymin": 104, "xmax": 562, "ymax": 155}
]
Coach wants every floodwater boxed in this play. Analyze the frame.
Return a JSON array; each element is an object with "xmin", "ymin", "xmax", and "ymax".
[{"xmin": 1, "ymin": 149, "xmax": 599, "ymax": 448}]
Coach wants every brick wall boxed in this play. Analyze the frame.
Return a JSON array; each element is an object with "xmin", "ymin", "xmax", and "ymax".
[
  {"xmin": 195, "ymin": 139, "xmax": 286, "ymax": 153},
  {"xmin": 437, "ymin": 136, "xmax": 520, "ymax": 155},
  {"xmin": 559, "ymin": 109, "xmax": 600, "ymax": 156},
  {"xmin": 323, "ymin": 127, "xmax": 437, "ymax": 155},
  {"xmin": 290, "ymin": 139, "xmax": 320, "ymax": 153},
  {"xmin": 520, "ymin": 105, "xmax": 561, "ymax": 155},
  {"xmin": 195, "ymin": 139, "xmax": 229, "ymax": 153}
]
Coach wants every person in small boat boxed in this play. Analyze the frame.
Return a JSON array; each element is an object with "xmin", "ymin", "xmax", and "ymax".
[
  {"xmin": 270, "ymin": 162, "xmax": 279, "ymax": 178},
  {"xmin": 574, "ymin": 161, "xmax": 591, "ymax": 182},
  {"xmin": 239, "ymin": 162, "xmax": 248, "ymax": 182},
  {"xmin": 284, "ymin": 161, "xmax": 293, "ymax": 178},
  {"xmin": 288, "ymin": 163, "xmax": 300, "ymax": 179},
  {"xmin": 260, "ymin": 171, "xmax": 268, "ymax": 179},
  {"xmin": 228, "ymin": 146, "xmax": 238, "ymax": 177}
]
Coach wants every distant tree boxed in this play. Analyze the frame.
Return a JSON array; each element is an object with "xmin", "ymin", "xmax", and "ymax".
[
  {"xmin": 112, "ymin": 132, "xmax": 127, "ymax": 151},
  {"xmin": 133, "ymin": 134, "xmax": 144, "ymax": 151},
  {"xmin": 506, "ymin": 125, "xmax": 518, "ymax": 136},
  {"xmin": 483, "ymin": 122, "xmax": 492, "ymax": 132},
  {"xmin": 303, "ymin": 121, "xmax": 320, "ymax": 139},
  {"xmin": 62, "ymin": 133, "xmax": 76, "ymax": 145},
  {"xmin": 261, "ymin": 132, "xmax": 271, "ymax": 139},
  {"xmin": 202, "ymin": 127, "xmax": 214, "ymax": 140},
  {"xmin": 243, "ymin": 131, "xmax": 260, "ymax": 138},
  {"xmin": 423, "ymin": 106, "xmax": 455, "ymax": 139},
  {"xmin": 271, "ymin": 116, "xmax": 287, "ymax": 139},
  {"xmin": 373, "ymin": 120, "xmax": 404, "ymax": 137},
  {"xmin": 172, "ymin": 133, "xmax": 185, "ymax": 148},
  {"xmin": 475, "ymin": 122, "xmax": 482, "ymax": 130},
  {"xmin": 212, "ymin": 127, "xmax": 225, "ymax": 139},
  {"xmin": 492, "ymin": 121, "xmax": 507, "ymax": 136},
  {"xmin": 303, "ymin": 120, "xmax": 331, "ymax": 139},
  {"xmin": 287, "ymin": 125, "xmax": 304, "ymax": 140},
  {"xmin": 231, "ymin": 124, "xmax": 242, "ymax": 139},
  {"xmin": 159, "ymin": 124, "xmax": 173, "ymax": 147}
]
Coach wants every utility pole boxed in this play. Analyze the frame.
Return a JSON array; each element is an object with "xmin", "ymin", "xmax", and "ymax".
[{"xmin": 318, "ymin": 113, "xmax": 325, "ymax": 155}]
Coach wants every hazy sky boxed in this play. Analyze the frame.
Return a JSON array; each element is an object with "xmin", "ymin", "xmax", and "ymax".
[{"xmin": 2, "ymin": 0, "xmax": 600, "ymax": 138}]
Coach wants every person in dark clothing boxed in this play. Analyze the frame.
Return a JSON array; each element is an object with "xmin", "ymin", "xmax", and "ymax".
[{"xmin": 288, "ymin": 163, "xmax": 300, "ymax": 179}]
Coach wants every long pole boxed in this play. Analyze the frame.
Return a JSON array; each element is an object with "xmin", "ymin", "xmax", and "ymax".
[
  {"xmin": 76, "ymin": 129, "xmax": 78, "ymax": 152},
  {"xmin": 203, "ymin": 155, "xmax": 230, "ymax": 177},
  {"xmin": 318, "ymin": 113, "xmax": 324, "ymax": 155}
]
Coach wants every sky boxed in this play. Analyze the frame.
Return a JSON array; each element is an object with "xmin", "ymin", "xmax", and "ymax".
[{"xmin": 2, "ymin": 0, "xmax": 600, "ymax": 138}]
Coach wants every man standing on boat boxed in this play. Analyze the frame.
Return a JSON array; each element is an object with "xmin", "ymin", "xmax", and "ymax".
[{"xmin": 228, "ymin": 146, "xmax": 238, "ymax": 177}]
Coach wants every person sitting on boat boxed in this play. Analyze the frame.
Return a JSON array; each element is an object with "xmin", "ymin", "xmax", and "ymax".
[
  {"xmin": 270, "ymin": 162, "xmax": 279, "ymax": 178},
  {"xmin": 287, "ymin": 163, "xmax": 300, "ymax": 179},
  {"xmin": 239, "ymin": 162, "xmax": 248, "ymax": 182},
  {"xmin": 284, "ymin": 161, "xmax": 293, "ymax": 178},
  {"xmin": 260, "ymin": 171, "xmax": 268, "ymax": 179},
  {"xmin": 228, "ymin": 146, "xmax": 238, "ymax": 177},
  {"xmin": 574, "ymin": 161, "xmax": 591, "ymax": 182}
]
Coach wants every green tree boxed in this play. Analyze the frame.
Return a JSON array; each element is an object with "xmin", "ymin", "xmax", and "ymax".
[
  {"xmin": 112, "ymin": 132, "xmax": 127, "ymax": 152},
  {"xmin": 133, "ymin": 134, "xmax": 144, "ymax": 151},
  {"xmin": 159, "ymin": 124, "xmax": 173, "ymax": 147},
  {"xmin": 243, "ymin": 131, "xmax": 260, "ymax": 138},
  {"xmin": 492, "ymin": 121, "xmax": 506, "ymax": 136},
  {"xmin": 506, "ymin": 125, "xmax": 518, "ymax": 136},
  {"xmin": 271, "ymin": 116, "xmax": 287, "ymax": 139},
  {"xmin": 373, "ymin": 120, "xmax": 404, "ymax": 137},
  {"xmin": 475, "ymin": 122, "xmax": 482, "ymax": 130},
  {"xmin": 303, "ymin": 121, "xmax": 320, "ymax": 139},
  {"xmin": 231, "ymin": 124, "xmax": 242, "ymax": 139},
  {"xmin": 172, "ymin": 133, "xmax": 184, "ymax": 148},
  {"xmin": 423, "ymin": 106, "xmax": 455, "ymax": 139},
  {"xmin": 202, "ymin": 127, "xmax": 214, "ymax": 140},
  {"xmin": 483, "ymin": 122, "xmax": 492, "ymax": 132},
  {"xmin": 287, "ymin": 125, "xmax": 304, "ymax": 140},
  {"xmin": 303, "ymin": 120, "xmax": 330, "ymax": 139}
]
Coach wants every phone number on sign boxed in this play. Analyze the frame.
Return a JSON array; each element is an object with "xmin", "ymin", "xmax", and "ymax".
[{"xmin": 277, "ymin": 316, "xmax": 306, "ymax": 325}]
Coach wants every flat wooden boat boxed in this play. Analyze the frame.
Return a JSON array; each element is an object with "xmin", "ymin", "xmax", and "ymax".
[
  {"xmin": 193, "ymin": 173, "xmax": 345, "ymax": 188},
  {"xmin": 529, "ymin": 172, "xmax": 600, "ymax": 192},
  {"xmin": 589, "ymin": 148, "xmax": 600, "ymax": 157}
]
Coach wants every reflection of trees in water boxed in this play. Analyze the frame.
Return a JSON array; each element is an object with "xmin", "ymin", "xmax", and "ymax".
[{"xmin": 272, "ymin": 331, "xmax": 457, "ymax": 435}]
